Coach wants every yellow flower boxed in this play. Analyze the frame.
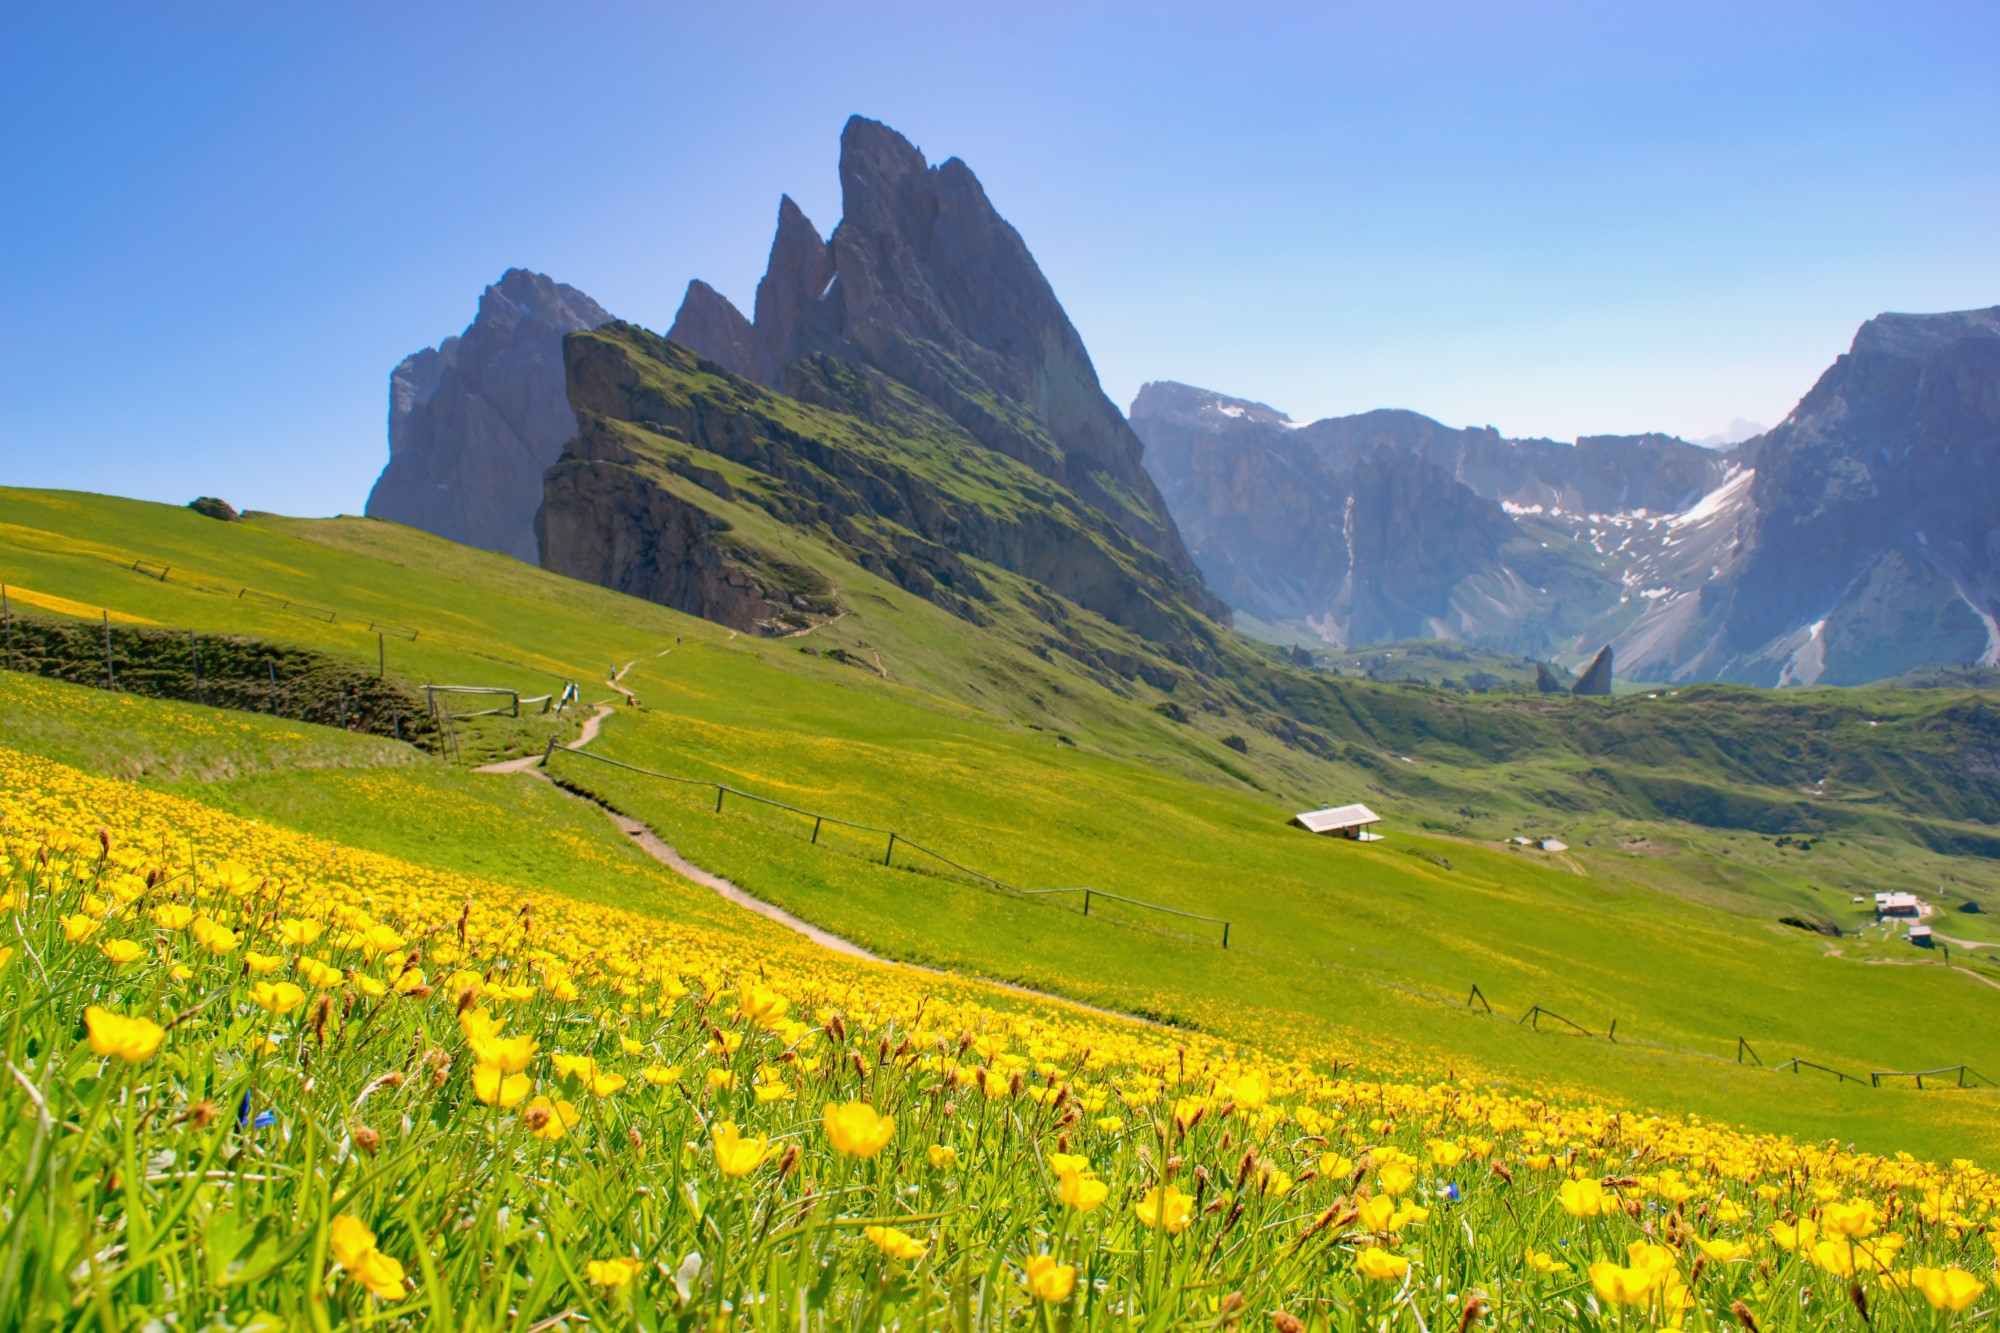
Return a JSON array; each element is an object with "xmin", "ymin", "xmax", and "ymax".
[
  {"xmin": 391, "ymin": 967, "xmax": 426, "ymax": 994},
  {"xmin": 469, "ymin": 1032, "xmax": 538, "ymax": 1074},
  {"xmin": 1319, "ymin": 1153, "xmax": 1354, "ymax": 1179},
  {"xmin": 353, "ymin": 975, "xmax": 386, "ymax": 998},
  {"xmin": 641, "ymin": 1064, "xmax": 682, "ymax": 1086},
  {"xmin": 152, "ymin": 902, "xmax": 194, "ymax": 931},
  {"xmin": 1820, "ymin": 1199, "xmax": 1880, "ymax": 1239},
  {"xmin": 823, "ymin": 1101, "xmax": 894, "ymax": 1157},
  {"xmin": 1228, "ymin": 1072, "xmax": 1268, "ymax": 1111},
  {"xmin": 1355, "ymin": 1247, "xmax": 1409, "ymax": 1282},
  {"xmin": 711, "ymin": 1121, "xmax": 773, "ymax": 1176},
  {"xmin": 473, "ymin": 1063, "xmax": 531, "ymax": 1107},
  {"xmin": 1355, "ymin": 1194, "xmax": 1396, "ymax": 1232},
  {"xmin": 1589, "ymin": 1260, "xmax": 1661, "ymax": 1306},
  {"xmin": 84, "ymin": 1005, "xmax": 165, "ymax": 1062},
  {"xmin": 329, "ymin": 1215, "xmax": 407, "ymax": 1300},
  {"xmin": 243, "ymin": 949, "xmax": 284, "ymax": 974},
  {"xmin": 1810, "ymin": 1239, "xmax": 1857, "ymax": 1278},
  {"xmin": 739, "ymin": 981, "xmax": 790, "ymax": 1028},
  {"xmin": 927, "ymin": 1144, "xmax": 957, "ymax": 1168},
  {"xmin": 1694, "ymin": 1236, "xmax": 1753, "ymax": 1263},
  {"xmin": 1023, "ymin": 1254, "xmax": 1076, "ymax": 1302},
  {"xmin": 864, "ymin": 1225, "xmax": 926, "ymax": 1261},
  {"xmin": 1094, "ymin": 1116, "xmax": 1124, "ymax": 1134},
  {"xmin": 1526, "ymin": 1250, "xmax": 1569, "ymax": 1275},
  {"xmin": 524, "ymin": 1095, "xmax": 578, "ymax": 1141},
  {"xmin": 618, "ymin": 1036, "xmax": 644, "ymax": 1055},
  {"xmin": 1909, "ymin": 1266, "xmax": 1984, "ymax": 1312},
  {"xmin": 277, "ymin": 917, "xmax": 324, "ymax": 946},
  {"xmin": 298, "ymin": 957, "xmax": 344, "ymax": 989},
  {"xmin": 1427, "ymin": 1138, "xmax": 1466, "ymax": 1167},
  {"xmin": 1058, "ymin": 1168, "xmax": 1109, "ymax": 1212},
  {"xmin": 250, "ymin": 980, "xmax": 306, "ymax": 1016},
  {"xmin": 1377, "ymin": 1162, "xmax": 1415, "ymax": 1197},
  {"xmin": 191, "ymin": 916, "xmax": 239, "ymax": 954},
  {"xmin": 98, "ymin": 938, "xmax": 145, "ymax": 964},
  {"xmin": 1559, "ymin": 1177, "xmax": 1608, "ymax": 1217},
  {"xmin": 586, "ymin": 1255, "xmax": 644, "ymax": 1288},
  {"xmin": 1135, "ymin": 1185, "xmax": 1193, "ymax": 1234},
  {"xmin": 1770, "ymin": 1217, "xmax": 1818, "ymax": 1251},
  {"xmin": 705, "ymin": 1068, "xmax": 735, "ymax": 1089},
  {"xmin": 63, "ymin": 913, "xmax": 101, "ymax": 941}
]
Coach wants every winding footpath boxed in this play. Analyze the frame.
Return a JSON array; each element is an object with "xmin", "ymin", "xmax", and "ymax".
[
  {"xmin": 470, "ymin": 650, "xmax": 1162, "ymax": 1026},
  {"xmin": 472, "ymin": 653, "xmax": 884, "ymax": 962}
]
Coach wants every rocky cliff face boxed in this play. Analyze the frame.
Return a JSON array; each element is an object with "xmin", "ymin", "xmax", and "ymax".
[
  {"xmin": 366, "ymin": 269, "xmax": 612, "ymax": 563},
  {"xmin": 1132, "ymin": 383, "xmax": 1651, "ymax": 653},
  {"xmin": 1624, "ymin": 306, "xmax": 2000, "ymax": 684},
  {"xmin": 538, "ymin": 324, "xmax": 1229, "ymax": 673},
  {"xmin": 665, "ymin": 117, "xmax": 1221, "ymax": 622},
  {"xmin": 1136, "ymin": 305, "xmax": 2000, "ymax": 685}
]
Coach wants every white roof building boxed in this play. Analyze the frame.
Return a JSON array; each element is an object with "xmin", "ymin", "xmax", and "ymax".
[
  {"xmin": 1875, "ymin": 892, "xmax": 1923, "ymax": 918},
  {"xmin": 1291, "ymin": 803, "xmax": 1383, "ymax": 841}
]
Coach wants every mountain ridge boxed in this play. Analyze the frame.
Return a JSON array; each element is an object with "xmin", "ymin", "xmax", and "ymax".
[{"xmin": 1135, "ymin": 303, "xmax": 2000, "ymax": 684}]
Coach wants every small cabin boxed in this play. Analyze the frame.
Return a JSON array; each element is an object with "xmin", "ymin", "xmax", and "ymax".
[
  {"xmin": 1875, "ymin": 891, "xmax": 1922, "ymax": 919},
  {"xmin": 1908, "ymin": 924, "xmax": 1935, "ymax": 948},
  {"xmin": 1291, "ymin": 803, "xmax": 1383, "ymax": 841}
]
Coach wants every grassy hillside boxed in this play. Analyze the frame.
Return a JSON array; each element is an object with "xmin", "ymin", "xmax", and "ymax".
[{"xmin": 4, "ymin": 488, "xmax": 1999, "ymax": 1166}]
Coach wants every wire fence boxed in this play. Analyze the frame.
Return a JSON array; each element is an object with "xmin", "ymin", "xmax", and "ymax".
[
  {"xmin": 1464, "ymin": 984, "xmax": 1991, "ymax": 1091},
  {"xmin": 543, "ymin": 743, "xmax": 1233, "ymax": 947}
]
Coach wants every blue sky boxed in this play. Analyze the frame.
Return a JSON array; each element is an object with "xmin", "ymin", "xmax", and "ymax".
[{"xmin": 3, "ymin": 2, "xmax": 1995, "ymax": 515}]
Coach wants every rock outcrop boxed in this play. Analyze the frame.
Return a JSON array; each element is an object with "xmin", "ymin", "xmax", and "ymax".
[
  {"xmin": 666, "ymin": 117, "xmax": 1221, "ymax": 622},
  {"xmin": 1571, "ymin": 646, "xmax": 1613, "ymax": 696},
  {"xmin": 366, "ymin": 269, "xmax": 612, "ymax": 563}
]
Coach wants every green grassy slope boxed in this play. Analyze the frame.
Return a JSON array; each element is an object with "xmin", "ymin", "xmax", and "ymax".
[{"xmin": 4, "ymin": 488, "xmax": 1999, "ymax": 1161}]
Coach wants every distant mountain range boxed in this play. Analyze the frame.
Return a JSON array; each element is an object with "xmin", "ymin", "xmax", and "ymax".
[
  {"xmin": 360, "ymin": 120, "xmax": 1999, "ymax": 690},
  {"xmin": 1133, "ymin": 305, "xmax": 2000, "ymax": 685}
]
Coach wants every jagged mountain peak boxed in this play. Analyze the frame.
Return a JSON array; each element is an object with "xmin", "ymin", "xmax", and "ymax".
[
  {"xmin": 365, "ymin": 268, "xmax": 613, "ymax": 563},
  {"xmin": 667, "ymin": 116, "xmax": 1221, "ymax": 618}
]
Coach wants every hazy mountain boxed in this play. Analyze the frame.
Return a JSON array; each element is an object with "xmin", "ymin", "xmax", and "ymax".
[
  {"xmin": 365, "ymin": 269, "xmax": 612, "ymax": 562},
  {"xmin": 1134, "ymin": 305, "xmax": 2000, "ymax": 685}
]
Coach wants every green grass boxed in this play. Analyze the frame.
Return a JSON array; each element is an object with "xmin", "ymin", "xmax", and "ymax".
[
  {"xmin": 549, "ymin": 642, "xmax": 2000, "ymax": 1161},
  {"xmin": 7, "ymin": 487, "xmax": 2000, "ymax": 1165},
  {"xmin": 15, "ymin": 743, "xmax": 1996, "ymax": 1331}
]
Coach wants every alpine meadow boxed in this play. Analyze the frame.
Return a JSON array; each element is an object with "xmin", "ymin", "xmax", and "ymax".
[{"xmin": 7, "ymin": 11, "xmax": 2000, "ymax": 1331}]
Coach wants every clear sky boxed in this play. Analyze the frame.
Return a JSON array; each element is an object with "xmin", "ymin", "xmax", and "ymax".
[{"xmin": 4, "ymin": 2, "xmax": 1996, "ymax": 515}]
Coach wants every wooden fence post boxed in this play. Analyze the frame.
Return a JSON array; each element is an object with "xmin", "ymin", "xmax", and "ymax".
[
  {"xmin": 716, "ymin": 786, "xmax": 726, "ymax": 813},
  {"xmin": 540, "ymin": 736, "xmax": 557, "ymax": 767},
  {"xmin": 1221, "ymin": 921, "xmax": 1231, "ymax": 949},
  {"xmin": 884, "ymin": 831, "xmax": 897, "ymax": 866},
  {"xmin": 812, "ymin": 816, "xmax": 822, "ymax": 844},
  {"xmin": 1083, "ymin": 888, "xmax": 1092, "ymax": 917}
]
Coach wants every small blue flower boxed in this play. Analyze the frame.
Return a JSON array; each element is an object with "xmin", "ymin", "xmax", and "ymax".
[{"xmin": 237, "ymin": 1093, "xmax": 276, "ymax": 1129}]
